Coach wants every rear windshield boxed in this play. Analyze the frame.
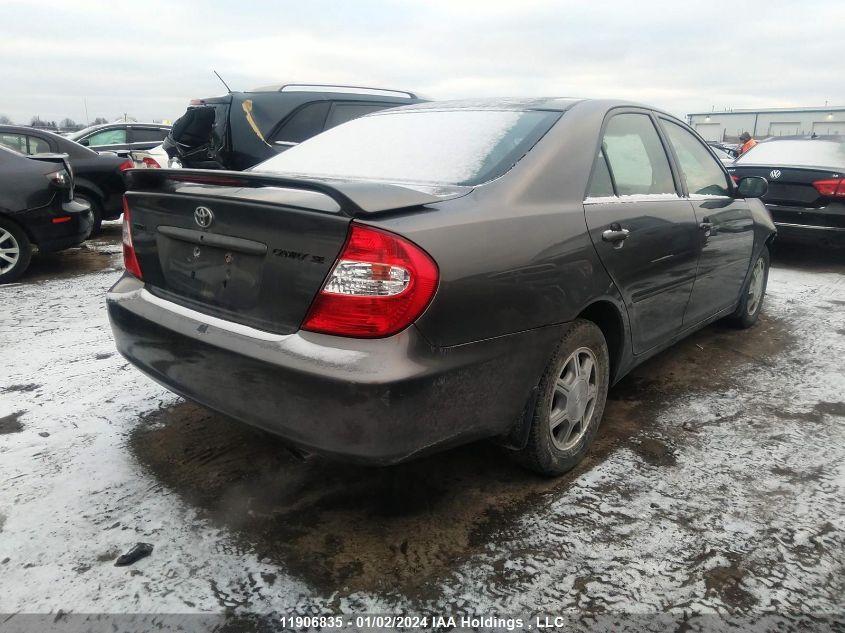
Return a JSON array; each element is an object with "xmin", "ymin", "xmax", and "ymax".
[
  {"xmin": 736, "ymin": 139, "xmax": 845, "ymax": 168},
  {"xmin": 252, "ymin": 109, "xmax": 561, "ymax": 186}
]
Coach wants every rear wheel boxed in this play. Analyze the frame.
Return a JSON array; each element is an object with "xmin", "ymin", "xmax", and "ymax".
[
  {"xmin": 510, "ymin": 319, "xmax": 610, "ymax": 476},
  {"xmin": 75, "ymin": 192, "xmax": 102, "ymax": 236},
  {"xmin": 0, "ymin": 218, "xmax": 32, "ymax": 284},
  {"xmin": 727, "ymin": 246, "xmax": 770, "ymax": 329}
]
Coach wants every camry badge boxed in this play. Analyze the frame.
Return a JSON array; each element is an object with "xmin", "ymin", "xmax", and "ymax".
[
  {"xmin": 194, "ymin": 206, "xmax": 214, "ymax": 228},
  {"xmin": 769, "ymin": 169, "xmax": 782, "ymax": 180}
]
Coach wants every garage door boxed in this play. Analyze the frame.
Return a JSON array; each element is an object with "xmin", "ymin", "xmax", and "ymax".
[
  {"xmin": 768, "ymin": 122, "xmax": 801, "ymax": 136},
  {"xmin": 694, "ymin": 123, "xmax": 723, "ymax": 141},
  {"xmin": 812, "ymin": 121, "xmax": 845, "ymax": 135}
]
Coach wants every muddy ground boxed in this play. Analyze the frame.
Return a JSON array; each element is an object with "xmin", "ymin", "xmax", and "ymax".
[{"xmin": 1, "ymin": 225, "xmax": 843, "ymax": 630}]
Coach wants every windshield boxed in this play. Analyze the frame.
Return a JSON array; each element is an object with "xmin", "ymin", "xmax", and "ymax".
[
  {"xmin": 736, "ymin": 139, "xmax": 845, "ymax": 168},
  {"xmin": 68, "ymin": 126, "xmax": 100, "ymax": 141},
  {"xmin": 252, "ymin": 109, "xmax": 561, "ymax": 186}
]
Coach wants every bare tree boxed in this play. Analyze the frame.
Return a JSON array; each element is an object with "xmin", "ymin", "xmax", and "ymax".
[
  {"xmin": 92, "ymin": 117, "xmax": 108, "ymax": 125},
  {"xmin": 0, "ymin": 115, "xmax": 12, "ymax": 125}
]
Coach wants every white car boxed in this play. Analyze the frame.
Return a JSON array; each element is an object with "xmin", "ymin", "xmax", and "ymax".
[{"xmin": 130, "ymin": 144, "xmax": 177, "ymax": 169}]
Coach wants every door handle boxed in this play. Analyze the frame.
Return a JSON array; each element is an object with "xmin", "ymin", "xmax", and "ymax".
[{"xmin": 602, "ymin": 228, "xmax": 630, "ymax": 243}]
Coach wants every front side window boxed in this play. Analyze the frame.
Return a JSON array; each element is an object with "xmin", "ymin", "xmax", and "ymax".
[
  {"xmin": 253, "ymin": 109, "xmax": 561, "ymax": 186},
  {"xmin": 84, "ymin": 128, "xmax": 126, "ymax": 146},
  {"xmin": 601, "ymin": 113, "xmax": 676, "ymax": 196},
  {"xmin": 662, "ymin": 119, "xmax": 730, "ymax": 196}
]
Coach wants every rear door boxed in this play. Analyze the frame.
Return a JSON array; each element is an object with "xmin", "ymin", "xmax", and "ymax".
[
  {"xmin": 658, "ymin": 118, "xmax": 754, "ymax": 325},
  {"xmin": 584, "ymin": 110, "xmax": 700, "ymax": 354}
]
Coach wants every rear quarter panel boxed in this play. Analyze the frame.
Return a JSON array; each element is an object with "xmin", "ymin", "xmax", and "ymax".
[{"xmin": 365, "ymin": 101, "xmax": 625, "ymax": 348}]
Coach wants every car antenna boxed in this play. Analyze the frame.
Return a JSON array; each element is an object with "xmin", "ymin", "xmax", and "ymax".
[{"xmin": 213, "ymin": 70, "xmax": 232, "ymax": 93}]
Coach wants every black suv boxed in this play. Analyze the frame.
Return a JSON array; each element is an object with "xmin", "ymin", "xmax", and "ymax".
[
  {"xmin": 163, "ymin": 83, "xmax": 424, "ymax": 170},
  {"xmin": 68, "ymin": 122, "xmax": 171, "ymax": 153}
]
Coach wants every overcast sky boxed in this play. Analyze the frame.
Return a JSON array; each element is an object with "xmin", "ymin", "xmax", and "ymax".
[{"xmin": 1, "ymin": 0, "xmax": 843, "ymax": 125}]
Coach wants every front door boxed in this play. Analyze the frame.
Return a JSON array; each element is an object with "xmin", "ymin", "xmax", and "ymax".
[
  {"xmin": 584, "ymin": 111, "xmax": 700, "ymax": 354},
  {"xmin": 658, "ymin": 118, "xmax": 754, "ymax": 326}
]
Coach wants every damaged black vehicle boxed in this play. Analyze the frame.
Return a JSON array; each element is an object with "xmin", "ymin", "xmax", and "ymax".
[
  {"xmin": 109, "ymin": 98, "xmax": 775, "ymax": 475},
  {"xmin": 163, "ymin": 83, "xmax": 424, "ymax": 171}
]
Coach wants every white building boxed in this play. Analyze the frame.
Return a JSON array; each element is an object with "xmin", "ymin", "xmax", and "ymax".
[{"xmin": 687, "ymin": 106, "xmax": 845, "ymax": 143}]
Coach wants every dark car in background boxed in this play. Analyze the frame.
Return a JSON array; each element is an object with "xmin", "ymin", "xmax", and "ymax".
[
  {"xmin": 0, "ymin": 146, "xmax": 92, "ymax": 283},
  {"xmin": 729, "ymin": 135, "xmax": 845, "ymax": 246},
  {"xmin": 108, "ymin": 98, "xmax": 775, "ymax": 476},
  {"xmin": 163, "ymin": 83, "xmax": 424, "ymax": 170},
  {"xmin": 1, "ymin": 125, "xmax": 133, "ymax": 233},
  {"xmin": 68, "ymin": 122, "xmax": 171, "ymax": 154}
]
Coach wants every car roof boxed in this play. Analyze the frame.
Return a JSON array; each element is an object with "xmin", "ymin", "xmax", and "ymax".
[
  {"xmin": 365, "ymin": 97, "xmax": 677, "ymax": 116},
  {"xmin": 757, "ymin": 134, "xmax": 844, "ymax": 143}
]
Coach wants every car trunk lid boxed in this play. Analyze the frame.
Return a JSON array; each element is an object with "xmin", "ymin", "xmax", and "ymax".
[
  {"xmin": 123, "ymin": 169, "xmax": 467, "ymax": 334},
  {"xmin": 728, "ymin": 165, "xmax": 837, "ymax": 208}
]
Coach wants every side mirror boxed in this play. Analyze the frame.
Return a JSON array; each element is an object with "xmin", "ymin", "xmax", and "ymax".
[
  {"xmin": 737, "ymin": 176, "xmax": 768, "ymax": 199},
  {"xmin": 79, "ymin": 138, "xmax": 89, "ymax": 146}
]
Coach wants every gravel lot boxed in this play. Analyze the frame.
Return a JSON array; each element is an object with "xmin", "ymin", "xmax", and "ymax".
[{"xmin": 1, "ymin": 224, "xmax": 843, "ymax": 631}]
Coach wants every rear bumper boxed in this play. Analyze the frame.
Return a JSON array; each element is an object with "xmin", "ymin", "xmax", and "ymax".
[
  {"xmin": 106, "ymin": 275, "xmax": 558, "ymax": 464},
  {"xmin": 31, "ymin": 199, "xmax": 94, "ymax": 253}
]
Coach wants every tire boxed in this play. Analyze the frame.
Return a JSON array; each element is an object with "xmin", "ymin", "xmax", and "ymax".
[
  {"xmin": 75, "ymin": 192, "xmax": 102, "ymax": 236},
  {"xmin": 726, "ymin": 246, "xmax": 770, "ymax": 329},
  {"xmin": 510, "ymin": 319, "xmax": 610, "ymax": 476},
  {"xmin": 0, "ymin": 217, "xmax": 33, "ymax": 284}
]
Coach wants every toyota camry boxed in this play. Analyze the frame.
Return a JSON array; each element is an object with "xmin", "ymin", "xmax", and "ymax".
[{"xmin": 107, "ymin": 98, "xmax": 775, "ymax": 475}]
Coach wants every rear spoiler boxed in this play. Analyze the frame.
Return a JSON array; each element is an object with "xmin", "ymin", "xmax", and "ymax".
[{"xmin": 123, "ymin": 168, "xmax": 470, "ymax": 216}]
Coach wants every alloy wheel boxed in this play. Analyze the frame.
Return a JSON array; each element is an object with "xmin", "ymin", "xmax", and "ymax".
[
  {"xmin": 549, "ymin": 347, "xmax": 599, "ymax": 451},
  {"xmin": 747, "ymin": 257, "xmax": 766, "ymax": 315},
  {"xmin": 0, "ymin": 228, "xmax": 20, "ymax": 275}
]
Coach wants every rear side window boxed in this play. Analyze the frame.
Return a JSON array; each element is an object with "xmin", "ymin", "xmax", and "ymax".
[
  {"xmin": 272, "ymin": 102, "xmax": 330, "ymax": 144},
  {"xmin": 85, "ymin": 128, "xmax": 126, "ymax": 146},
  {"xmin": 662, "ymin": 119, "xmax": 730, "ymax": 196},
  {"xmin": 324, "ymin": 103, "xmax": 391, "ymax": 131},
  {"xmin": 132, "ymin": 128, "xmax": 168, "ymax": 143},
  {"xmin": 602, "ymin": 113, "xmax": 675, "ymax": 196},
  {"xmin": 27, "ymin": 136, "xmax": 50, "ymax": 154},
  {"xmin": 587, "ymin": 148, "xmax": 615, "ymax": 198}
]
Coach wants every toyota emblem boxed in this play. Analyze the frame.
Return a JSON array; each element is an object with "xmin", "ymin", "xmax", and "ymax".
[
  {"xmin": 194, "ymin": 206, "xmax": 214, "ymax": 228},
  {"xmin": 769, "ymin": 169, "xmax": 782, "ymax": 180}
]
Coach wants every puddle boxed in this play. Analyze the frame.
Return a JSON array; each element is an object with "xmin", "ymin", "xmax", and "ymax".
[
  {"xmin": 129, "ymin": 312, "xmax": 794, "ymax": 598},
  {"xmin": 22, "ymin": 224, "xmax": 123, "ymax": 283}
]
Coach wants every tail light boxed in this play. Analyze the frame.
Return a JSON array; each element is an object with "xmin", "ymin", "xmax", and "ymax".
[
  {"xmin": 141, "ymin": 157, "xmax": 161, "ymax": 168},
  {"xmin": 302, "ymin": 224, "xmax": 438, "ymax": 338},
  {"xmin": 46, "ymin": 168, "xmax": 71, "ymax": 188},
  {"xmin": 122, "ymin": 197, "xmax": 143, "ymax": 280},
  {"xmin": 118, "ymin": 159, "xmax": 134, "ymax": 172},
  {"xmin": 812, "ymin": 178, "xmax": 845, "ymax": 198}
]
